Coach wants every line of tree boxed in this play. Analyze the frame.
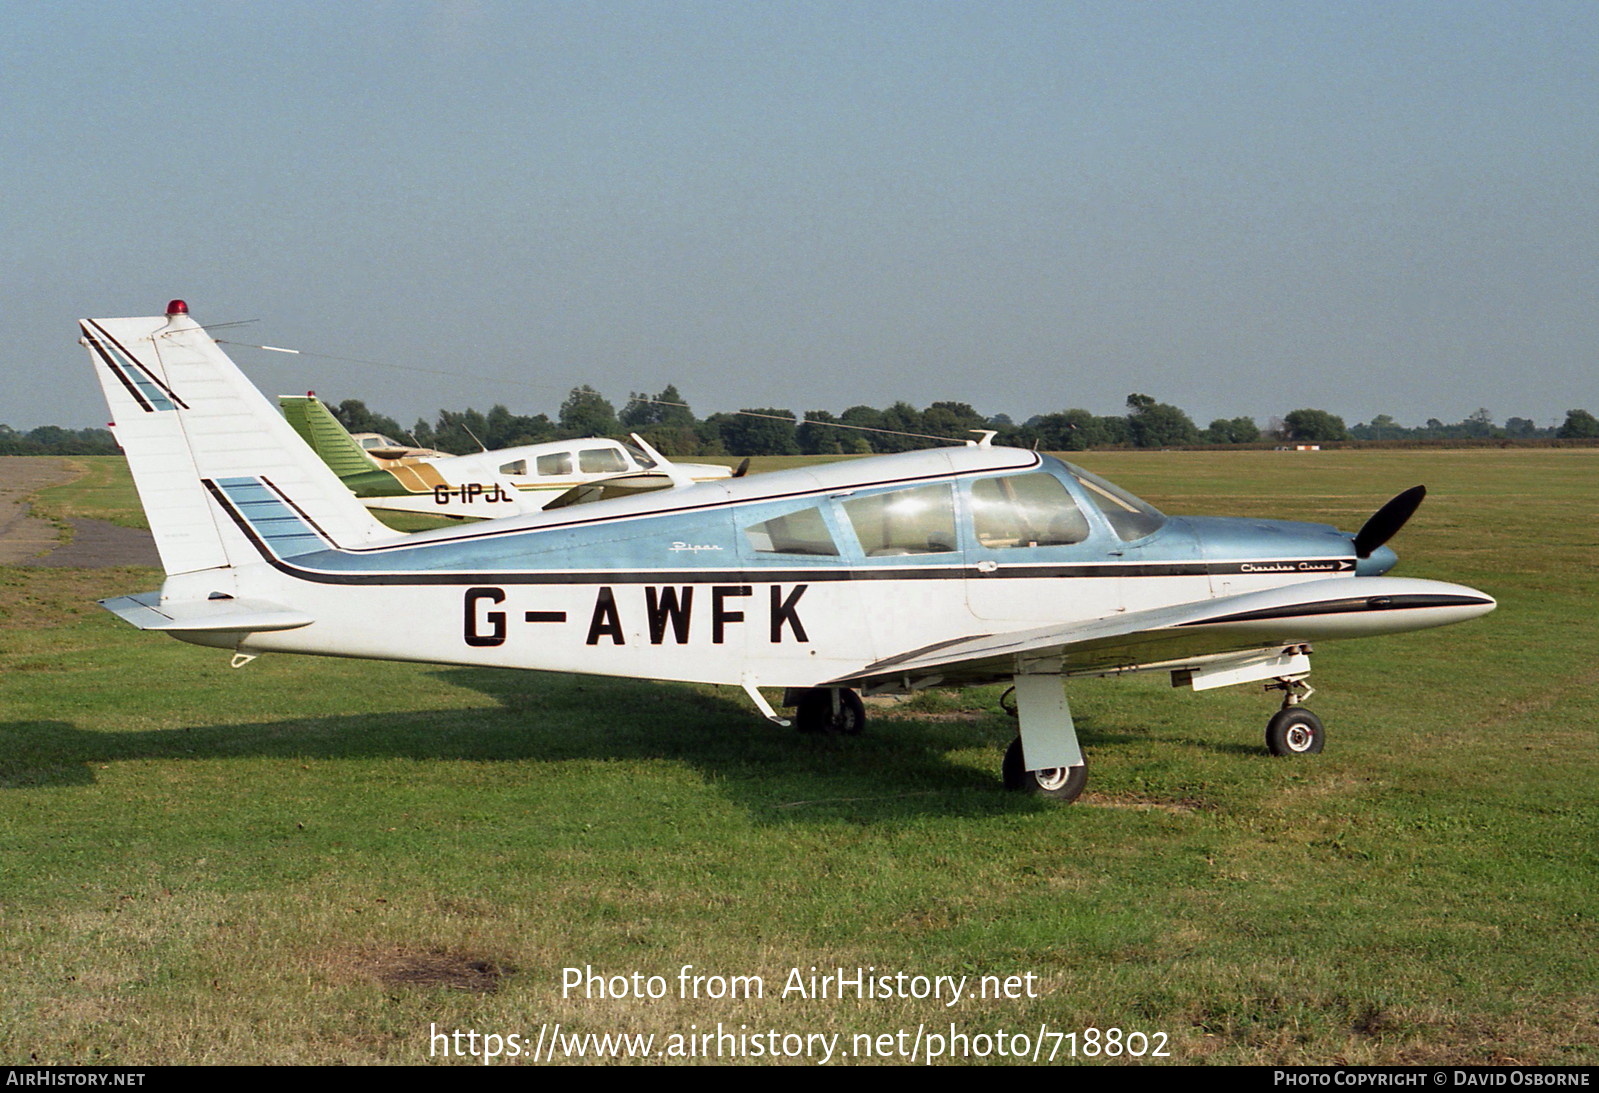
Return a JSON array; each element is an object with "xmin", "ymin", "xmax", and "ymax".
[
  {"xmin": 0, "ymin": 424, "xmax": 121, "ymax": 456},
  {"xmin": 7, "ymin": 397, "xmax": 1594, "ymax": 459},
  {"xmin": 320, "ymin": 391, "xmax": 1599, "ymax": 458},
  {"xmin": 1346, "ymin": 409, "xmax": 1597, "ymax": 441}
]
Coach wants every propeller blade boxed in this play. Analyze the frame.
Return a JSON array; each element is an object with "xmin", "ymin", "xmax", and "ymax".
[
  {"xmin": 1354, "ymin": 485, "xmax": 1426, "ymax": 558},
  {"xmin": 732, "ymin": 458, "xmax": 751, "ymax": 478}
]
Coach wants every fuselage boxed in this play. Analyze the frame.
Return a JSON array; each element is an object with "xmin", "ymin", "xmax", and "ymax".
[
  {"xmin": 351, "ymin": 437, "xmax": 733, "ymax": 518},
  {"xmin": 190, "ymin": 446, "xmax": 1432, "ymax": 689}
]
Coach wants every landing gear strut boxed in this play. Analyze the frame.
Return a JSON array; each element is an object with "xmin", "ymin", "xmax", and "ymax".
[
  {"xmin": 1002, "ymin": 673, "xmax": 1088, "ymax": 802},
  {"xmin": 1263, "ymin": 676, "xmax": 1324, "ymax": 755}
]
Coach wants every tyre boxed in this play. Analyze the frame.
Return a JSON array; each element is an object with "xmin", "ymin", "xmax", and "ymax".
[
  {"xmin": 793, "ymin": 688, "xmax": 865, "ymax": 734},
  {"xmin": 1002, "ymin": 736, "xmax": 1088, "ymax": 802},
  {"xmin": 1265, "ymin": 707, "xmax": 1325, "ymax": 756}
]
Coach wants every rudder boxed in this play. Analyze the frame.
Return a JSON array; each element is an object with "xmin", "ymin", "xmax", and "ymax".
[{"xmin": 81, "ymin": 301, "xmax": 395, "ymax": 577}]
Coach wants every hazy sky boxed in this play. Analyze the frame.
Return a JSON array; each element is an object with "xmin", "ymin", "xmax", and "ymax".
[{"xmin": 6, "ymin": 1, "xmax": 1595, "ymax": 431}]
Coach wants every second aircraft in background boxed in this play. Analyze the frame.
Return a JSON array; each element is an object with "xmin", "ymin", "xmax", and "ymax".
[{"xmin": 280, "ymin": 394, "xmax": 734, "ymax": 519}]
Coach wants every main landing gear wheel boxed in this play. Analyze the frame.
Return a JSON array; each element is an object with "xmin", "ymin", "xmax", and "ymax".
[
  {"xmin": 793, "ymin": 688, "xmax": 865, "ymax": 735},
  {"xmin": 1265, "ymin": 708, "xmax": 1325, "ymax": 756},
  {"xmin": 1002, "ymin": 737, "xmax": 1088, "ymax": 803}
]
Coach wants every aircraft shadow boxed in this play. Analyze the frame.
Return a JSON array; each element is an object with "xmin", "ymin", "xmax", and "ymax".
[{"xmin": 0, "ymin": 670, "xmax": 1124, "ymax": 822}]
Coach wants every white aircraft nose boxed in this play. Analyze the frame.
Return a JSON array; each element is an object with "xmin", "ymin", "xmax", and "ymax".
[{"xmin": 1410, "ymin": 581, "xmax": 1496, "ymax": 627}]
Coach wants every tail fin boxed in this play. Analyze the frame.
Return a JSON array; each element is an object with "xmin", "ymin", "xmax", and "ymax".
[
  {"xmin": 279, "ymin": 395, "xmax": 383, "ymax": 478},
  {"xmin": 81, "ymin": 302, "xmax": 395, "ymax": 577}
]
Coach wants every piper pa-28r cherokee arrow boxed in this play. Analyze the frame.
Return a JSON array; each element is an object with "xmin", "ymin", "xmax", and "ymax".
[{"xmin": 83, "ymin": 302, "xmax": 1495, "ymax": 802}]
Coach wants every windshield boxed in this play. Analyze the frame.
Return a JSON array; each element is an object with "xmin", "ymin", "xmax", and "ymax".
[
  {"xmin": 621, "ymin": 441, "xmax": 658, "ymax": 469},
  {"xmin": 1063, "ymin": 463, "xmax": 1167, "ymax": 541}
]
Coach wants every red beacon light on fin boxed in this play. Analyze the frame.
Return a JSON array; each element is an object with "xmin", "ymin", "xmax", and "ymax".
[{"xmin": 165, "ymin": 299, "xmax": 188, "ymax": 316}]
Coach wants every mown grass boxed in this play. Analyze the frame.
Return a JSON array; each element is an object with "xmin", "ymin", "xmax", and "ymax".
[
  {"xmin": 0, "ymin": 450, "xmax": 1593, "ymax": 1065},
  {"xmin": 28, "ymin": 457, "xmax": 149, "ymax": 531}
]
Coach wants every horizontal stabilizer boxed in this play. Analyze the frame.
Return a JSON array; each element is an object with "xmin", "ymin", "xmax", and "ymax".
[{"xmin": 100, "ymin": 591, "xmax": 314, "ymax": 633}]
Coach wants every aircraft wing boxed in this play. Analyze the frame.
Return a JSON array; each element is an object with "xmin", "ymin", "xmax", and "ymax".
[
  {"xmin": 827, "ymin": 576, "xmax": 1495, "ymax": 688},
  {"xmin": 542, "ymin": 471, "xmax": 683, "ymax": 509}
]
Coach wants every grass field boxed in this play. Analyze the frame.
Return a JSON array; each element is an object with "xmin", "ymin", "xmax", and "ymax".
[{"xmin": 0, "ymin": 450, "xmax": 1593, "ymax": 1065}]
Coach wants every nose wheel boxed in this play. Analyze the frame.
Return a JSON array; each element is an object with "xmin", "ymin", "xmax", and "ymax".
[
  {"xmin": 1262, "ymin": 675, "xmax": 1324, "ymax": 755},
  {"xmin": 1265, "ymin": 707, "xmax": 1325, "ymax": 755}
]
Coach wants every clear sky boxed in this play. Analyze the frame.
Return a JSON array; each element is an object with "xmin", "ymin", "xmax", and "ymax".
[{"xmin": 6, "ymin": 1, "xmax": 1595, "ymax": 431}]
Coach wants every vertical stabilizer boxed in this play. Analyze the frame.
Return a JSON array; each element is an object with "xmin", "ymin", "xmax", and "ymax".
[
  {"xmin": 81, "ymin": 302, "xmax": 395, "ymax": 576},
  {"xmin": 279, "ymin": 394, "xmax": 384, "ymax": 478}
]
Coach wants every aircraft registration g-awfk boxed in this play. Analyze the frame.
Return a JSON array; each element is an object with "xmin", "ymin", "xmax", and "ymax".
[{"xmin": 82, "ymin": 302, "xmax": 1496, "ymax": 802}]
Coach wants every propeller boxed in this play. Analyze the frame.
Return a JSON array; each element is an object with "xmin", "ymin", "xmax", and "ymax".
[
  {"xmin": 732, "ymin": 458, "xmax": 751, "ymax": 478},
  {"xmin": 1353, "ymin": 485, "xmax": 1426, "ymax": 559}
]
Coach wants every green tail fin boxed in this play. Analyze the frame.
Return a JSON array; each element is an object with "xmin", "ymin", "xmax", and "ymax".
[{"xmin": 279, "ymin": 396, "xmax": 382, "ymax": 479}]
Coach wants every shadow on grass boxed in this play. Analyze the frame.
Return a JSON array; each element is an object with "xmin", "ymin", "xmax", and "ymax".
[{"xmin": 0, "ymin": 669, "xmax": 1132, "ymax": 822}]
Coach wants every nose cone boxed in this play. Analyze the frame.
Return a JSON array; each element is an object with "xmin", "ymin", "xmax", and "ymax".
[{"xmin": 1357, "ymin": 544, "xmax": 1398, "ymax": 576}]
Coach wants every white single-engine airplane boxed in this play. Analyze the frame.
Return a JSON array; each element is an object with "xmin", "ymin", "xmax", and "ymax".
[
  {"xmin": 82, "ymin": 302, "xmax": 1495, "ymax": 802},
  {"xmin": 279, "ymin": 393, "xmax": 733, "ymax": 519}
]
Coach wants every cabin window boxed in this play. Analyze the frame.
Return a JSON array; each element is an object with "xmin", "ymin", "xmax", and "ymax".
[
  {"xmin": 970, "ymin": 474, "xmax": 1089, "ymax": 548},
  {"xmin": 743, "ymin": 507, "xmax": 839, "ymax": 556},
  {"xmin": 842, "ymin": 483, "xmax": 957, "ymax": 556},
  {"xmin": 537, "ymin": 453, "xmax": 573, "ymax": 476},
  {"xmin": 1066, "ymin": 464, "xmax": 1167, "ymax": 541},
  {"xmin": 578, "ymin": 447, "xmax": 629, "ymax": 474},
  {"xmin": 499, "ymin": 460, "xmax": 527, "ymax": 476}
]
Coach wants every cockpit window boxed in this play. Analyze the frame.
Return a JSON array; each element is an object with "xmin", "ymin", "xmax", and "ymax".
[
  {"xmin": 971, "ymin": 474, "xmax": 1089, "ymax": 549},
  {"xmin": 842, "ymin": 483, "xmax": 958, "ymax": 556},
  {"xmin": 1065, "ymin": 464, "xmax": 1167, "ymax": 541}
]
